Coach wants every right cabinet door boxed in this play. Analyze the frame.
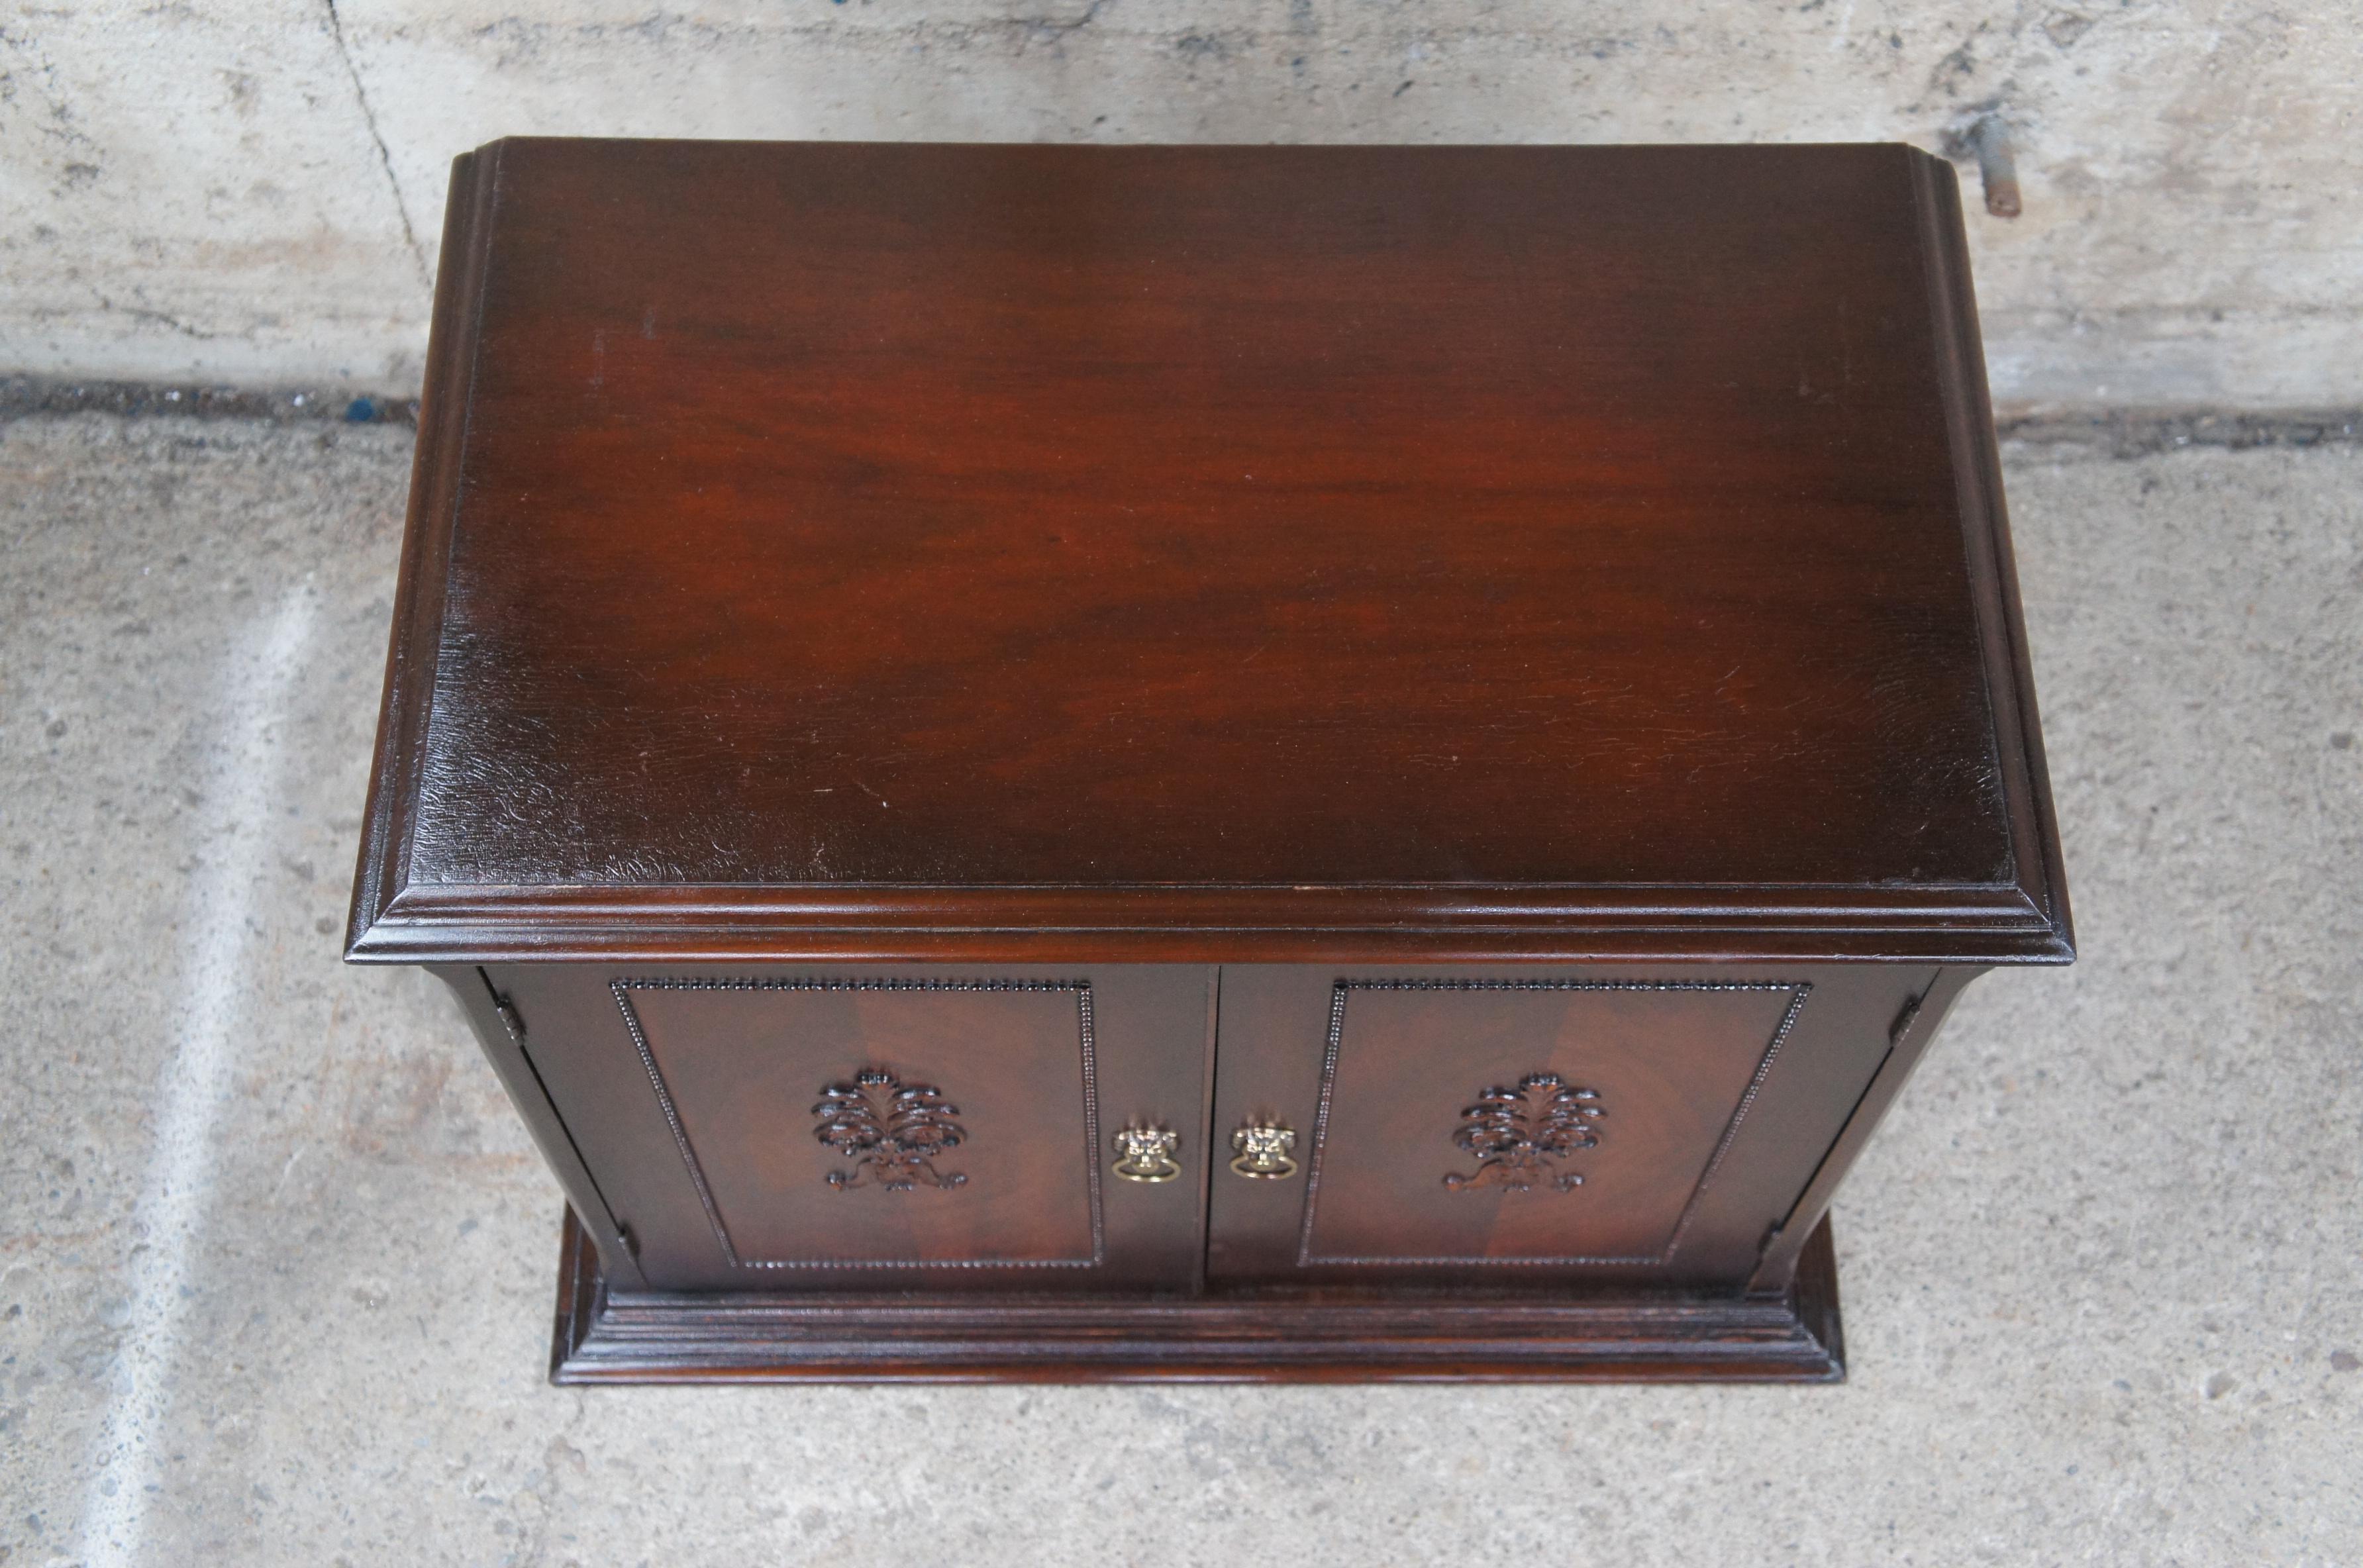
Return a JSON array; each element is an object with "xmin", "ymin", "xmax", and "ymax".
[{"xmin": 1205, "ymin": 965, "xmax": 1926, "ymax": 1289}]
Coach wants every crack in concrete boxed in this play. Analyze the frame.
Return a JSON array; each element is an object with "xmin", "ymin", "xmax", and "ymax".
[
  {"xmin": 323, "ymin": 0, "xmax": 430, "ymax": 296},
  {"xmin": 1014, "ymin": 0, "xmax": 1108, "ymax": 46},
  {"xmin": 92, "ymin": 298, "xmax": 226, "ymax": 342},
  {"xmin": 1, "ymin": 376, "xmax": 419, "ymax": 424},
  {"xmin": 1998, "ymin": 407, "xmax": 2363, "ymax": 458},
  {"xmin": 0, "ymin": 22, "xmax": 104, "ymax": 159},
  {"xmin": 3, "ymin": 377, "xmax": 2354, "ymax": 460}
]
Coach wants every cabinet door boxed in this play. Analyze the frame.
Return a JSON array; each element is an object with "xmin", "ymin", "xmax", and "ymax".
[
  {"xmin": 1205, "ymin": 965, "xmax": 1917, "ymax": 1288},
  {"xmin": 493, "ymin": 964, "xmax": 1213, "ymax": 1291}
]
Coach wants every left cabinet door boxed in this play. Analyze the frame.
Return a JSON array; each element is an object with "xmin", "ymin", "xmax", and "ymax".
[{"xmin": 484, "ymin": 965, "xmax": 1215, "ymax": 1291}]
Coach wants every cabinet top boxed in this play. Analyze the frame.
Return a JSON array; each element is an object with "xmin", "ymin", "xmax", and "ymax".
[{"xmin": 348, "ymin": 139, "xmax": 2070, "ymax": 965}]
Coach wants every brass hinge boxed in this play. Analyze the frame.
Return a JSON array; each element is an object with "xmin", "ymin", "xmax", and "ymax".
[
  {"xmin": 478, "ymin": 966, "xmax": 527, "ymax": 1040},
  {"xmin": 1888, "ymin": 992, "xmax": 1924, "ymax": 1048}
]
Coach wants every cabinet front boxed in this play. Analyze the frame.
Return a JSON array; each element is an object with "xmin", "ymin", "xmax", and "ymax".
[
  {"xmin": 485, "ymin": 960, "xmax": 1918, "ymax": 1296},
  {"xmin": 488, "ymin": 965, "xmax": 1213, "ymax": 1291},
  {"xmin": 1205, "ymin": 966, "xmax": 1919, "ymax": 1287}
]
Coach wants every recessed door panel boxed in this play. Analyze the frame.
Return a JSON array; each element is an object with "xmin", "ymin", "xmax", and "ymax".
[
  {"xmin": 1207, "ymin": 968, "xmax": 1850, "ymax": 1288},
  {"xmin": 619, "ymin": 979, "xmax": 1099, "ymax": 1271},
  {"xmin": 1300, "ymin": 982, "xmax": 1803, "ymax": 1265},
  {"xmin": 493, "ymin": 965, "xmax": 1212, "ymax": 1291}
]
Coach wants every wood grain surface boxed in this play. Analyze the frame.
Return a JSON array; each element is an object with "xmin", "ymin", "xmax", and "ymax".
[
  {"xmin": 342, "ymin": 141, "xmax": 2079, "ymax": 1379},
  {"xmin": 488, "ymin": 962, "xmax": 1214, "ymax": 1291},
  {"xmin": 347, "ymin": 138, "xmax": 2070, "ymax": 967}
]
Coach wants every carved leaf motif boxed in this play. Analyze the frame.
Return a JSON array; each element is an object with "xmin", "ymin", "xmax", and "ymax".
[
  {"xmin": 811, "ymin": 1068, "xmax": 969, "ymax": 1191},
  {"xmin": 1444, "ymin": 1071, "xmax": 1603, "ymax": 1193}
]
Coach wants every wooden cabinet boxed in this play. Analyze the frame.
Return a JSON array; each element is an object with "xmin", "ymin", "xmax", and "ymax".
[{"xmin": 349, "ymin": 139, "xmax": 2070, "ymax": 1381}]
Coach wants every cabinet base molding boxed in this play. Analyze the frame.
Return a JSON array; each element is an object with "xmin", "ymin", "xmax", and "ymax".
[{"xmin": 549, "ymin": 1208, "xmax": 1845, "ymax": 1384}]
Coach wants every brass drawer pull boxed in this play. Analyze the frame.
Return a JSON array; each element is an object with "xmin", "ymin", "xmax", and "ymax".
[
  {"xmin": 1111, "ymin": 1124, "xmax": 1183, "ymax": 1183},
  {"xmin": 1229, "ymin": 1121, "xmax": 1298, "ymax": 1180}
]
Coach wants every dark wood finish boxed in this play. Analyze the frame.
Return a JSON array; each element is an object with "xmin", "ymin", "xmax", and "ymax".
[
  {"xmin": 344, "ymin": 139, "xmax": 2075, "ymax": 1382},
  {"xmin": 1205, "ymin": 964, "xmax": 1929, "ymax": 1290},
  {"xmin": 346, "ymin": 138, "xmax": 2070, "ymax": 967},
  {"xmin": 628, "ymin": 982, "xmax": 1098, "ymax": 1266},
  {"xmin": 1212, "ymin": 973, "xmax": 1803, "ymax": 1283},
  {"xmin": 1747, "ymin": 964, "xmax": 1977, "ymax": 1292},
  {"xmin": 550, "ymin": 1204, "xmax": 1844, "ymax": 1383},
  {"xmin": 437, "ymin": 963, "xmax": 649, "ymax": 1291},
  {"xmin": 487, "ymin": 963, "xmax": 1213, "ymax": 1291}
]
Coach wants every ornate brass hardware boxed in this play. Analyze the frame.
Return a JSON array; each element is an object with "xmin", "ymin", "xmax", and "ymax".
[
  {"xmin": 1442, "ymin": 1071, "xmax": 1603, "ymax": 1193},
  {"xmin": 812, "ymin": 1069, "xmax": 968, "ymax": 1191},
  {"xmin": 1111, "ymin": 1123, "xmax": 1183, "ymax": 1183},
  {"xmin": 1229, "ymin": 1120, "xmax": 1299, "ymax": 1179}
]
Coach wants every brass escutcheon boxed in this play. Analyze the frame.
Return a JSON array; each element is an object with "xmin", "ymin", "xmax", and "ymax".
[
  {"xmin": 1229, "ymin": 1121, "xmax": 1298, "ymax": 1179},
  {"xmin": 1111, "ymin": 1123, "xmax": 1183, "ymax": 1183}
]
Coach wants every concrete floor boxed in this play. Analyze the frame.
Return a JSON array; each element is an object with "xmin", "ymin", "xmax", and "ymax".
[
  {"xmin": 15, "ymin": 2, "xmax": 2363, "ymax": 410},
  {"xmin": 2, "ymin": 411, "xmax": 2358, "ymax": 1566}
]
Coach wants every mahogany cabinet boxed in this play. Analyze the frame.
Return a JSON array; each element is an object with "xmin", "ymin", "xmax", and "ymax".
[{"xmin": 346, "ymin": 138, "xmax": 2072, "ymax": 1381}]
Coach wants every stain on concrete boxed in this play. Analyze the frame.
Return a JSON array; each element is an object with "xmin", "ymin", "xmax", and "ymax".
[
  {"xmin": 2042, "ymin": 10, "xmax": 2097, "ymax": 50},
  {"xmin": 1999, "ymin": 405, "xmax": 2363, "ymax": 457},
  {"xmin": 2, "ymin": 2, "xmax": 2358, "ymax": 403},
  {"xmin": 0, "ymin": 376, "xmax": 419, "ymax": 425}
]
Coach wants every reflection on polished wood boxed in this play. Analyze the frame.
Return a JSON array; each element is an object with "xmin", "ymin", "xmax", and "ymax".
[{"xmin": 347, "ymin": 139, "xmax": 2071, "ymax": 1381}]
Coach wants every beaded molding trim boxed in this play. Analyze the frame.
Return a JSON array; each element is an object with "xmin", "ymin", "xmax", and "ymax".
[
  {"xmin": 1295, "ymin": 979, "xmax": 1813, "ymax": 1268},
  {"xmin": 610, "ymin": 977, "xmax": 1104, "ymax": 1271}
]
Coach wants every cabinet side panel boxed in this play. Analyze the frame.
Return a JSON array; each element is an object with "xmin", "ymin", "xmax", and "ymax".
[
  {"xmin": 1749, "ymin": 965, "xmax": 1983, "ymax": 1291},
  {"xmin": 433, "ymin": 964, "xmax": 647, "ymax": 1290},
  {"xmin": 1669, "ymin": 965, "xmax": 1937, "ymax": 1282},
  {"xmin": 491, "ymin": 965, "xmax": 735, "ymax": 1287}
]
